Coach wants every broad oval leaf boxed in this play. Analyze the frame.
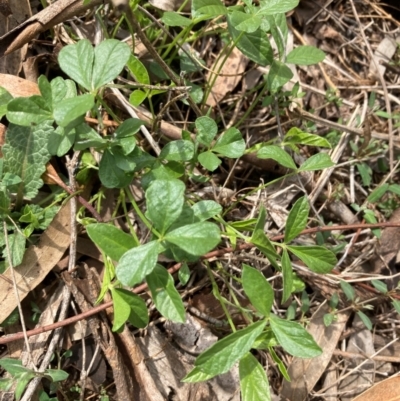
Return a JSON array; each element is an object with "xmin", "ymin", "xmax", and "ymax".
[
  {"xmin": 159, "ymin": 140, "xmax": 194, "ymax": 161},
  {"xmin": 115, "ymin": 118, "xmax": 143, "ymax": 138},
  {"xmin": 230, "ymin": 11, "xmax": 261, "ymax": 33},
  {"xmin": 257, "ymin": 145, "xmax": 296, "ymax": 169},
  {"xmin": 162, "ymin": 11, "xmax": 193, "ymax": 26},
  {"xmin": 198, "ymin": 151, "xmax": 221, "ymax": 171},
  {"xmin": 53, "ymin": 94, "xmax": 94, "ymax": 127},
  {"xmin": 259, "ymin": 0, "xmax": 299, "ymax": 15},
  {"xmin": 239, "ymin": 352, "xmax": 271, "ymax": 401},
  {"xmin": 269, "ymin": 315, "xmax": 322, "ymax": 358},
  {"xmin": 266, "ymin": 60, "xmax": 293, "ymax": 92},
  {"xmin": 7, "ymin": 96, "xmax": 52, "ymax": 126},
  {"xmin": 192, "ymin": 320, "xmax": 266, "ymax": 378},
  {"xmin": 242, "ymin": 264, "xmax": 273, "ymax": 317},
  {"xmin": 164, "ymin": 222, "xmax": 220, "ymax": 256},
  {"xmin": 286, "ymin": 245, "xmax": 336, "ymax": 273},
  {"xmin": 228, "ymin": 18, "xmax": 273, "ymax": 66},
  {"xmin": 213, "ymin": 127, "xmax": 246, "ymax": 158},
  {"xmin": 93, "ymin": 39, "xmax": 131, "ymax": 90},
  {"xmin": 146, "ymin": 264, "xmax": 186, "ymax": 322},
  {"xmin": 191, "ymin": 200, "xmax": 222, "ymax": 221},
  {"xmin": 195, "ymin": 116, "xmax": 218, "ymax": 146},
  {"xmin": 86, "ymin": 223, "xmax": 137, "ymax": 261},
  {"xmin": 192, "ymin": 0, "xmax": 227, "ymax": 19},
  {"xmin": 146, "ymin": 179, "xmax": 185, "ymax": 234},
  {"xmin": 286, "ymin": 45, "xmax": 325, "ymax": 65},
  {"xmin": 99, "ymin": 149, "xmax": 133, "ymax": 188},
  {"xmin": 58, "ymin": 39, "xmax": 94, "ymax": 90},
  {"xmin": 112, "ymin": 288, "xmax": 148, "ymax": 330},
  {"xmin": 298, "ymin": 153, "xmax": 334, "ymax": 172},
  {"xmin": 284, "ymin": 196, "xmax": 309, "ymax": 243},
  {"xmin": 116, "ymin": 240, "xmax": 159, "ymax": 286}
]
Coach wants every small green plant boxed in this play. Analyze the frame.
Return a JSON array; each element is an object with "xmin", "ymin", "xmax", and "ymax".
[
  {"xmin": 0, "ymin": 0, "xmax": 338, "ymax": 398},
  {"xmin": 0, "ymin": 358, "xmax": 68, "ymax": 401}
]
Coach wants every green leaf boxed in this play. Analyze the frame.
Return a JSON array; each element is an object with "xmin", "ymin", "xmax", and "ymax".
[
  {"xmin": 191, "ymin": 200, "xmax": 222, "ymax": 221},
  {"xmin": 38, "ymin": 75, "xmax": 53, "ymax": 109},
  {"xmin": 146, "ymin": 264, "xmax": 186, "ymax": 322},
  {"xmin": 298, "ymin": 153, "xmax": 334, "ymax": 172},
  {"xmin": 284, "ymin": 196, "xmax": 309, "ymax": 243},
  {"xmin": 0, "ymin": 358, "xmax": 29, "ymax": 376},
  {"xmin": 182, "ymin": 367, "xmax": 215, "ymax": 383},
  {"xmin": 164, "ymin": 222, "xmax": 220, "ymax": 256},
  {"xmin": 284, "ymin": 128, "xmax": 331, "ymax": 148},
  {"xmin": 239, "ymin": 352, "xmax": 271, "ymax": 401},
  {"xmin": 115, "ymin": 118, "xmax": 143, "ymax": 138},
  {"xmin": 286, "ymin": 245, "xmax": 336, "ymax": 273},
  {"xmin": 179, "ymin": 262, "xmax": 191, "ymax": 285},
  {"xmin": 129, "ymin": 89, "xmax": 148, "ymax": 106},
  {"xmin": 250, "ymin": 207, "xmax": 280, "ymax": 269},
  {"xmin": 58, "ymin": 39, "xmax": 94, "ymax": 90},
  {"xmin": 186, "ymin": 320, "xmax": 266, "ymax": 379},
  {"xmin": 7, "ymin": 96, "xmax": 52, "ymax": 126},
  {"xmin": 116, "ymin": 241, "xmax": 159, "ymax": 287},
  {"xmin": 159, "ymin": 140, "xmax": 194, "ymax": 161},
  {"xmin": 3, "ymin": 122, "xmax": 52, "ymax": 199},
  {"xmin": 213, "ymin": 127, "xmax": 245, "ymax": 158},
  {"xmin": 15, "ymin": 372, "xmax": 35, "ymax": 400},
  {"xmin": 259, "ymin": 0, "xmax": 298, "ymax": 15},
  {"xmin": 0, "ymin": 189, "xmax": 10, "ymax": 218},
  {"xmin": 111, "ymin": 288, "xmax": 148, "ymax": 331},
  {"xmin": 389, "ymin": 184, "xmax": 400, "ymax": 196},
  {"xmin": 266, "ymin": 60, "xmax": 293, "ymax": 92},
  {"xmin": 392, "ymin": 299, "xmax": 400, "ymax": 314},
  {"xmin": 127, "ymin": 55, "xmax": 150, "ymax": 85},
  {"xmin": 195, "ymin": 116, "xmax": 218, "ymax": 146},
  {"xmin": 356, "ymin": 311, "xmax": 372, "ymax": 330},
  {"xmin": 229, "ymin": 11, "xmax": 261, "ymax": 33},
  {"xmin": 44, "ymin": 369, "xmax": 69, "ymax": 382},
  {"xmin": 0, "ymin": 87, "xmax": 13, "ymax": 119},
  {"xmin": 198, "ymin": 151, "xmax": 221, "ymax": 171},
  {"xmin": 3, "ymin": 233, "xmax": 26, "ymax": 267},
  {"xmin": 242, "ymin": 264, "xmax": 273, "ymax": 317},
  {"xmin": 269, "ymin": 315, "xmax": 322, "ymax": 358},
  {"xmin": 192, "ymin": 0, "xmax": 227, "ymax": 19},
  {"xmin": 257, "ymin": 145, "xmax": 296, "ymax": 169},
  {"xmin": 286, "ymin": 45, "xmax": 325, "ymax": 65},
  {"xmin": 146, "ymin": 179, "xmax": 185, "ymax": 235},
  {"xmin": 86, "ymin": 223, "xmax": 137, "ymax": 261},
  {"xmin": 92, "ymin": 39, "xmax": 131, "ymax": 89},
  {"xmin": 162, "ymin": 11, "xmax": 193, "ymax": 26},
  {"xmin": 281, "ymin": 250, "xmax": 293, "ymax": 303},
  {"xmin": 53, "ymin": 93, "xmax": 94, "ymax": 127},
  {"xmin": 228, "ymin": 19, "xmax": 273, "ymax": 66},
  {"xmin": 371, "ymin": 279, "xmax": 388, "ymax": 294},
  {"xmin": 367, "ymin": 184, "xmax": 389, "ymax": 203},
  {"xmin": 48, "ymin": 125, "xmax": 76, "ymax": 156},
  {"xmin": 99, "ymin": 149, "xmax": 133, "ymax": 188},
  {"xmin": 340, "ymin": 280, "xmax": 355, "ymax": 301}
]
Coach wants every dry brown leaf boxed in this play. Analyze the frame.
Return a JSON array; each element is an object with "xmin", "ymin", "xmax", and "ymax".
[
  {"xmin": 280, "ymin": 304, "xmax": 351, "ymax": 401},
  {"xmin": 369, "ymin": 35, "xmax": 400, "ymax": 78},
  {"xmin": 0, "ymin": 73, "xmax": 39, "ymax": 97},
  {"xmin": 351, "ymin": 375, "xmax": 400, "ymax": 401},
  {"xmin": 205, "ymin": 47, "xmax": 248, "ymax": 107},
  {"xmin": 0, "ymin": 202, "xmax": 71, "ymax": 323}
]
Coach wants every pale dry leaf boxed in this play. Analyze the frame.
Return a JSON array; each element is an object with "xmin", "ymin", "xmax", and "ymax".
[
  {"xmin": 0, "ymin": 202, "xmax": 71, "ymax": 323},
  {"xmin": 0, "ymin": 73, "xmax": 39, "ymax": 97},
  {"xmin": 351, "ymin": 375, "xmax": 400, "ymax": 401},
  {"xmin": 280, "ymin": 304, "xmax": 351, "ymax": 401},
  {"xmin": 206, "ymin": 47, "xmax": 248, "ymax": 107},
  {"xmin": 369, "ymin": 35, "xmax": 400, "ymax": 78}
]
